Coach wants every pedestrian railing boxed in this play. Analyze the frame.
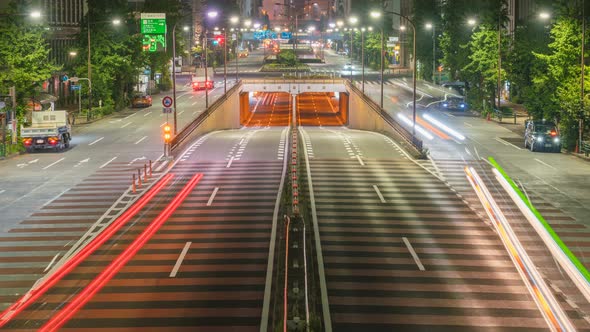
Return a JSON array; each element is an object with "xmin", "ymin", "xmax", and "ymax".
[{"xmin": 581, "ymin": 140, "xmax": 590, "ymax": 157}]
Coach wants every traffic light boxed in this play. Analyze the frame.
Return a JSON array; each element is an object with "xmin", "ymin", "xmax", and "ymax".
[
  {"xmin": 163, "ymin": 123, "xmax": 172, "ymax": 143},
  {"xmin": 216, "ymin": 36, "xmax": 224, "ymax": 45}
]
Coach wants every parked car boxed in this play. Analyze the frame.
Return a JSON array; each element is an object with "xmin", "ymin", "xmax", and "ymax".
[
  {"xmin": 238, "ymin": 50, "xmax": 249, "ymax": 58},
  {"xmin": 524, "ymin": 120, "xmax": 561, "ymax": 152},
  {"xmin": 131, "ymin": 93, "xmax": 152, "ymax": 108}
]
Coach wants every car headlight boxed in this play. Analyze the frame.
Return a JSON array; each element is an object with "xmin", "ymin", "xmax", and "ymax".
[
  {"xmin": 460, "ymin": 104, "xmax": 465, "ymax": 108},
  {"xmin": 554, "ymin": 137, "xmax": 560, "ymax": 143},
  {"xmin": 536, "ymin": 136, "xmax": 544, "ymax": 142},
  {"xmin": 442, "ymin": 103, "xmax": 448, "ymax": 107}
]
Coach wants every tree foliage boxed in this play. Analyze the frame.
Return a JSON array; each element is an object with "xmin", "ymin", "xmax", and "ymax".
[{"xmin": 0, "ymin": 0, "xmax": 60, "ymax": 106}]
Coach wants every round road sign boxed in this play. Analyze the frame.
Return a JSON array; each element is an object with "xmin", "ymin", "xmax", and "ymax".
[{"xmin": 162, "ymin": 96, "xmax": 173, "ymax": 107}]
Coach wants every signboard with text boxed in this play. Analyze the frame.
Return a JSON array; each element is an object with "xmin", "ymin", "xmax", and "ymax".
[{"xmin": 141, "ymin": 13, "xmax": 166, "ymax": 52}]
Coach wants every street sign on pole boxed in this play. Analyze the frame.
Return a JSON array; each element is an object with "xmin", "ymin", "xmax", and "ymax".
[
  {"xmin": 162, "ymin": 96, "xmax": 173, "ymax": 108},
  {"xmin": 140, "ymin": 13, "xmax": 166, "ymax": 34},
  {"xmin": 163, "ymin": 107, "xmax": 173, "ymax": 114},
  {"xmin": 71, "ymin": 85, "xmax": 81, "ymax": 91}
]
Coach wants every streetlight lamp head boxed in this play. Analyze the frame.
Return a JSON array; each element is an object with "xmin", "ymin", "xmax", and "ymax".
[
  {"xmin": 400, "ymin": 25, "xmax": 406, "ymax": 31},
  {"xmin": 361, "ymin": 27, "xmax": 365, "ymax": 32},
  {"xmin": 183, "ymin": 26, "xmax": 189, "ymax": 31},
  {"xmin": 230, "ymin": 16, "xmax": 239, "ymax": 24},
  {"xmin": 112, "ymin": 19, "xmax": 121, "ymax": 25},
  {"xmin": 368, "ymin": 26, "xmax": 373, "ymax": 31},
  {"xmin": 370, "ymin": 11, "xmax": 381, "ymax": 19},
  {"xmin": 30, "ymin": 10, "xmax": 41, "ymax": 18},
  {"xmin": 336, "ymin": 20, "xmax": 344, "ymax": 27},
  {"xmin": 207, "ymin": 11, "xmax": 218, "ymax": 18},
  {"xmin": 349, "ymin": 16, "xmax": 358, "ymax": 25},
  {"xmin": 69, "ymin": 51, "xmax": 77, "ymax": 56},
  {"xmin": 425, "ymin": 23, "xmax": 433, "ymax": 29},
  {"xmin": 539, "ymin": 12, "xmax": 550, "ymax": 20},
  {"xmin": 329, "ymin": 22, "xmax": 336, "ymax": 28},
  {"xmin": 467, "ymin": 18, "xmax": 476, "ymax": 26},
  {"xmin": 244, "ymin": 19, "xmax": 252, "ymax": 27}
]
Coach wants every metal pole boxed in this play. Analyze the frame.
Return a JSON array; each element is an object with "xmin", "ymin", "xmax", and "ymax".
[
  {"xmin": 224, "ymin": 28, "xmax": 227, "ymax": 93},
  {"xmin": 87, "ymin": 16, "xmax": 92, "ymax": 122},
  {"xmin": 205, "ymin": 33, "xmax": 209, "ymax": 109},
  {"xmin": 350, "ymin": 30, "xmax": 353, "ymax": 83},
  {"xmin": 236, "ymin": 29, "xmax": 239, "ymax": 83},
  {"xmin": 432, "ymin": 26, "xmax": 435, "ymax": 83},
  {"xmin": 172, "ymin": 23, "xmax": 178, "ymax": 135},
  {"xmin": 380, "ymin": 27, "xmax": 384, "ymax": 108},
  {"xmin": 497, "ymin": 14, "xmax": 502, "ymax": 110},
  {"xmin": 362, "ymin": 29, "xmax": 365, "ymax": 94},
  {"xmin": 412, "ymin": 23, "xmax": 417, "ymax": 141},
  {"xmin": 580, "ymin": 0, "xmax": 586, "ymax": 153}
]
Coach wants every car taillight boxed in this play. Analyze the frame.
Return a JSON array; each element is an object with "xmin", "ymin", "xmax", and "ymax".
[
  {"xmin": 550, "ymin": 130, "xmax": 557, "ymax": 137},
  {"xmin": 23, "ymin": 138, "xmax": 32, "ymax": 146},
  {"xmin": 48, "ymin": 137, "xmax": 58, "ymax": 145}
]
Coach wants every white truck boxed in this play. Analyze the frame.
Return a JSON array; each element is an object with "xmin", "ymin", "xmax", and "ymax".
[{"xmin": 21, "ymin": 110, "xmax": 71, "ymax": 152}]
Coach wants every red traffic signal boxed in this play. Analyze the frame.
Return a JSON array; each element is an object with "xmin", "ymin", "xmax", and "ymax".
[{"xmin": 216, "ymin": 36, "xmax": 224, "ymax": 45}]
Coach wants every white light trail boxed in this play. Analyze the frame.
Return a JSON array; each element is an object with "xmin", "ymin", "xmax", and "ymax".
[
  {"xmin": 423, "ymin": 113, "xmax": 466, "ymax": 140},
  {"xmin": 396, "ymin": 113, "xmax": 434, "ymax": 140}
]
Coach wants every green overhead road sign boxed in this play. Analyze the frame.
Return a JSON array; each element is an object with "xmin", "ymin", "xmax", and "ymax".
[{"xmin": 140, "ymin": 13, "xmax": 166, "ymax": 35}]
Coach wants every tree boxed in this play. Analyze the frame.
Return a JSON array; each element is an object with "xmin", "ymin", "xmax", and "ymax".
[
  {"xmin": 0, "ymin": 1, "xmax": 60, "ymax": 107},
  {"xmin": 439, "ymin": 0, "xmax": 475, "ymax": 81}
]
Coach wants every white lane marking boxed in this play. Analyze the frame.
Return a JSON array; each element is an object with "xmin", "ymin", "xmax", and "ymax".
[
  {"xmin": 207, "ymin": 187, "xmax": 219, "ymax": 206},
  {"xmin": 0, "ymin": 190, "xmax": 5, "ymax": 195},
  {"xmin": 464, "ymin": 122, "xmax": 473, "ymax": 128},
  {"xmin": 135, "ymin": 136, "xmax": 148, "ymax": 145},
  {"xmin": 123, "ymin": 113, "xmax": 136, "ymax": 120},
  {"xmin": 128, "ymin": 156, "xmax": 146, "ymax": 165},
  {"xmin": 121, "ymin": 122, "xmax": 132, "ymax": 128},
  {"xmin": 473, "ymin": 146, "xmax": 481, "ymax": 160},
  {"xmin": 495, "ymin": 137, "xmax": 522, "ymax": 150},
  {"xmin": 169, "ymin": 242, "xmax": 192, "ymax": 278},
  {"xmin": 372, "ymin": 185, "xmax": 386, "ymax": 203},
  {"xmin": 534, "ymin": 158, "xmax": 557, "ymax": 170},
  {"xmin": 160, "ymin": 122, "xmax": 167, "ymax": 128},
  {"xmin": 178, "ymin": 110, "xmax": 185, "ymax": 115},
  {"xmin": 42, "ymin": 158, "xmax": 65, "ymax": 170},
  {"xmin": 464, "ymin": 147, "xmax": 473, "ymax": 157},
  {"xmin": 44, "ymin": 253, "xmax": 61, "ymax": 272},
  {"xmin": 402, "ymin": 237, "xmax": 425, "ymax": 271},
  {"xmin": 28, "ymin": 159, "xmax": 39, "ymax": 164},
  {"xmin": 143, "ymin": 111, "xmax": 152, "ymax": 117},
  {"xmin": 226, "ymin": 156, "xmax": 235, "ymax": 168},
  {"xmin": 356, "ymin": 155, "xmax": 365, "ymax": 166},
  {"xmin": 88, "ymin": 137, "xmax": 104, "ymax": 146},
  {"xmin": 99, "ymin": 157, "xmax": 117, "ymax": 169},
  {"xmin": 192, "ymin": 101, "xmax": 198, "ymax": 106}
]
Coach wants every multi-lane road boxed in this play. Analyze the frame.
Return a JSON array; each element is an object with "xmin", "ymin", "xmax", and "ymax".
[{"xmin": 1, "ymin": 46, "xmax": 590, "ymax": 331}]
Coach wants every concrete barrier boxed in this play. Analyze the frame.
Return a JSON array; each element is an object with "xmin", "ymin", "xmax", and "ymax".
[
  {"xmin": 170, "ymin": 82, "xmax": 241, "ymax": 154},
  {"xmin": 346, "ymin": 81, "xmax": 423, "ymax": 157}
]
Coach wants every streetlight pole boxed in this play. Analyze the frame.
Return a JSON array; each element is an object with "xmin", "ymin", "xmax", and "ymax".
[
  {"xmin": 432, "ymin": 25, "xmax": 436, "ymax": 83},
  {"xmin": 224, "ymin": 28, "xmax": 227, "ymax": 94},
  {"xmin": 87, "ymin": 17, "xmax": 92, "ymax": 122},
  {"xmin": 497, "ymin": 14, "xmax": 502, "ymax": 111},
  {"xmin": 580, "ymin": 0, "xmax": 586, "ymax": 153},
  {"xmin": 204, "ymin": 33, "xmax": 209, "ymax": 109},
  {"xmin": 172, "ymin": 23, "xmax": 178, "ymax": 135},
  {"xmin": 383, "ymin": 11, "xmax": 417, "ymax": 142},
  {"xmin": 361, "ymin": 27, "xmax": 366, "ymax": 94}
]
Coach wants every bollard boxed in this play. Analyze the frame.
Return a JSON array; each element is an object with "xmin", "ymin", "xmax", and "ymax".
[
  {"xmin": 144, "ymin": 164, "xmax": 148, "ymax": 180},
  {"xmin": 137, "ymin": 169, "xmax": 142, "ymax": 187},
  {"xmin": 132, "ymin": 174, "xmax": 136, "ymax": 194},
  {"xmin": 149, "ymin": 160, "xmax": 153, "ymax": 177}
]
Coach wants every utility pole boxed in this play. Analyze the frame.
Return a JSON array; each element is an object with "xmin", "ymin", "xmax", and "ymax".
[
  {"xmin": 580, "ymin": 0, "xmax": 586, "ymax": 153},
  {"xmin": 9, "ymin": 86, "xmax": 16, "ymax": 144},
  {"xmin": 497, "ymin": 11, "xmax": 502, "ymax": 111}
]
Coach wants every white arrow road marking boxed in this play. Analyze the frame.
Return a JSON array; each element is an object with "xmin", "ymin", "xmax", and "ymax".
[
  {"xmin": 74, "ymin": 158, "xmax": 90, "ymax": 168},
  {"xmin": 42, "ymin": 158, "xmax": 65, "ymax": 170},
  {"xmin": 128, "ymin": 156, "xmax": 146, "ymax": 165},
  {"xmin": 88, "ymin": 137, "xmax": 104, "ymax": 146},
  {"xmin": 44, "ymin": 253, "xmax": 61, "ymax": 272}
]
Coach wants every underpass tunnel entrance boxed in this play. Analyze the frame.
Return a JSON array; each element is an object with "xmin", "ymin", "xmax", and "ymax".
[
  {"xmin": 240, "ymin": 92, "xmax": 291, "ymax": 127},
  {"xmin": 297, "ymin": 92, "xmax": 348, "ymax": 126},
  {"xmin": 239, "ymin": 91, "xmax": 349, "ymax": 127}
]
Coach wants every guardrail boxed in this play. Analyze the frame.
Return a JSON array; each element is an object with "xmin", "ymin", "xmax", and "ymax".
[
  {"xmin": 346, "ymin": 81, "xmax": 423, "ymax": 151},
  {"xmin": 242, "ymin": 77, "xmax": 345, "ymax": 85},
  {"xmin": 170, "ymin": 81, "xmax": 242, "ymax": 152},
  {"xmin": 581, "ymin": 140, "xmax": 590, "ymax": 156}
]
